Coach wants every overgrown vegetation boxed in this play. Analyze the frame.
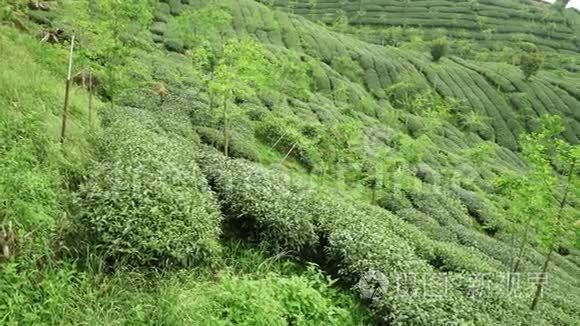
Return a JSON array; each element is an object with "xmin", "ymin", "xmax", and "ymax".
[{"xmin": 1, "ymin": 0, "xmax": 579, "ymax": 324}]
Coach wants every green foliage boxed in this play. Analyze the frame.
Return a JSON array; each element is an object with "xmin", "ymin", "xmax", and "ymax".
[
  {"xmin": 0, "ymin": 262, "xmax": 158, "ymax": 325},
  {"xmin": 4, "ymin": 0, "xmax": 580, "ymax": 323},
  {"xmin": 385, "ymin": 73, "xmax": 430, "ymax": 108},
  {"xmin": 209, "ymin": 38, "xmax": 273, "ymax": 100},
  {"xmin": 519, "ymin": 51, "xmax": 543, "ymax": 80},
  {"xmin": 496, "ymin": 116, "xmax": 578, "ymax": 251},
  {"xmin": 197, "ymin": 151, "xmax": 547, "ymax": 324},
  {"xmin": 163, "ymin": 38, "xmax": 184, "ymax": 53},
  {"xmin": 0, "ymin": 28, "xmax": 96, "ymax": 257},
  {"xmin": 0, "ymin": 0, "xmax": 26, "ymax": 23},
  {"xmin": 195, "ymin": 126, "xmax": 260, "ymax": 161},
  {"xmin": 430, "ymin": 38, "xmax": 448, "ymax": 62},
  {"xmin": 165, "ymin": 3, "xmax": 232, "ymax": 50},
  {"xmin": 2, "ymin": 245, "xmax": 370, "ymax": 325},
  {"xmin": 199, "ymin": 149, "xmax": 318, "ymax": 252},
  {"xmin": 331, "ymin": 55, "xmax": 364, "ymax": 84},
  {"xmin": 399, "ymin": 134, "xmax": 433, "ymax": 164},
  {"xmin": 61, "ymin": 0, "xmax": 155, "ymax": 105},
  {"xmin": 75, "ymin": 108, "xmax": 222, "ymax": 267},
  {"xmin": 162, "ymin": 267, "xmax": 367, "ymax": 325},
  {"xmin": 272, "ymin": 50, "xmax": 312, "ymax": 99},
  {"xmin": 256, "ymin": 114, "xmax": 325, "ymax": 171}
]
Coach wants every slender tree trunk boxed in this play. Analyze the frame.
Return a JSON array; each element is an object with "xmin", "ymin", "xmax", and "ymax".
[
  {"xmin": 509, "ymin": 215, "xmax": 532, "ymax": 290},
  {"xmin": 512, "ymin": 228, "xmax": 529, "ymax": 272},
  {"xmin": 530, "ymin": 248, "xmax": 553, "ymax": 310},
  {"xmin": 223, "ymin": 96, "xmax": 229, "ymax": 157},
  {"xmin": 60, "ymin": 35, "xmax": 75, "ymax": 145}
]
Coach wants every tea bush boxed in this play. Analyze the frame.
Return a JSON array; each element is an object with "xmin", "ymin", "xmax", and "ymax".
[
  {"xmin": 196, "ymin": 151, "xmax": 546, "ymax": 324},
  {"xmin": 255, "ymin": 115, "xmax": 322, "ymax": 171},
  {"xmin": 195, "ymin": 126, "xmax": 260, "ymax": 162},
  {"xmin": 75, "ymin": 108, "xmax": 222, "ymax": 267},
  {"xmin": 198, "ymin": 149, "xmax": 318, "ymax": 252}
]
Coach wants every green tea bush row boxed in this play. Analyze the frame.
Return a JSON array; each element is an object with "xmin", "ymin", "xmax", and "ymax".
[
  {"xmin": 195, "ymin": 126, "xmax": 260, "ymax": 162},
  {"xmin": 198, "ymin": 148, "xmax": 318, "ymax": 252},
  {"xmin": 196, "ymin": 150, "xmax": 550, "ymax": 324},
  {"xmin": 75, "ymin": 107, "xmax": 222, "ymax": 267}
]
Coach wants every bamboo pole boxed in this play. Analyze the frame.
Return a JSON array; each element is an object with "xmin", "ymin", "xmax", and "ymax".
[
  {"xmin": 60, "ymin": 35, "xmax": 75, "ymax": 144},
  {"xmin": 280, "ymin": 142, "xmax": 297, "ymax": 164},
  {"xmin": 88, "ymin": 70, "xmax": 93, "ymax": 129}
]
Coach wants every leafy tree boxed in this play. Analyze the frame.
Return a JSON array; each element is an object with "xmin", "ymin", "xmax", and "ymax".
[
  {"xmin": 554, "ymin": 0, "xmax": 570, "ymax": 10},
  {"xmin": 208, "ymin": 39, "xmax": 272, "ymax": 156},
  {"xmin": 68, "ymin": 0, "xmax": 154, "ymax": 108},
  {"xmin": 314, "ymin": 121, "xmax": 362, "ymax": 180},
  {"xmin": 166, "ymin": 3, "xmax": 231, "ymax": 50},
  {"xmin": 519, "ymin": 51, "xmax": 543, "ymax": 81},
  {"xmin": 430, "ymin": 38, "xmax": 448, "ymax": 62},
  {"xmin": 495, "ymin": 116, "xmax": 578, "ymax": 308},
  {"xmin": 272, "ymin": 50, "xmax": 311, "ymax": 100}
]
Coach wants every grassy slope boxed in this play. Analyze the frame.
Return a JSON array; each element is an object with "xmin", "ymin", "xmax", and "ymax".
[{"xmin": 1, "ymin": 0, "xmax": 579, "ymax": 324}]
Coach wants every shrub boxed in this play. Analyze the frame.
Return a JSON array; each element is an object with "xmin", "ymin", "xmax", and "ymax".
[
  {"xmin": 75, "ymin": 108, "xmax": 222, "ymax": 267},
  {"xmin": 198, "ymin": 148, "xmax": 318, "ymax": 252},
  {"xmin": 164, "ymin": 38, "xmax": 185, "ymax": 53},
  {"xmin": 195, "ymin": 126, "xmax": 260, "ymax": 162},
  {"xmin": 519, "ymin": 52, "xmax": 543, "ymax": 80},
  {"xmin": 430, "ymin": 242, "xmax": 499, "ymax": 273},
  {"xmin": 330, "ymin": 55, "xmax": 364, "ymax": 83},
  {"xmin": 430, "ymin": 38, "xmax": 448, "ymax": 62},
  {"xmin": 168, "ymin": 0, "xmax": 182, "ymax": 16},
  {"xmin": 150, "ymin": 22, "xmax": 167, "ymax": 35},
  {"xmin": 455, "ymin": 188, "xmax": 500, "ymax": 233},
  {"xmin": 377, "ymin": 191, "xmax": 413, "ymax": 212},
  {"xmin": 415, "ymin": 163, "xmax": 438, "ymax": 184},
  {"xmin": 255, "ymin": 116, "xmax": 322, "ymax": 172},
  {"xmin": 397, "ymin": 208, "xmax": 458, "ymax": 242},
  {"xmin": 196, "ymin": 151, "xmax": 555, "ymax": 324}
]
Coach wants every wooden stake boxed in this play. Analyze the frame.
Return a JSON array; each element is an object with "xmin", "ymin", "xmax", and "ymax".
[
  {"xmin": 60, "ymin": 35, "xmax": 75, "ymax": 144},
  {"xmin": 280, "ymin": 142, "xmax": 297, "ymax": 164},
  {"xmin": 269, "ymin": 130, "xmax": 288, "ymax": 151},
  {"xmin": 223, "ymin": 95, "xmax": 229, "ymax": 157},
  {"xmin": 88, "ymin": 70, "xmax": 93, "ymax": 129}
]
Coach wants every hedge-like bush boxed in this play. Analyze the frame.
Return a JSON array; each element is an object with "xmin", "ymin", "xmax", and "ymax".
[
  {"xmin": 75, "ymin": 108, "xmax": 222, "ymax": 267},
  {"xmin": 195, "ymin": 126, "xmax": 260, "ymax": 162},
  {"xmin": 198, "ymin": 148, "xmax": 318, "ymax": 252},
  {"xmin": 197, "ymin": 150, "xmax": 536, "ymax": 324},
  {"xmin": 255, "ymin": 115, "xmax": 322, "ymax": 172}
]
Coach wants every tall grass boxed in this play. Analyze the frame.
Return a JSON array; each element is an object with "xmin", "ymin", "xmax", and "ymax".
[{"xmin": 0, "ymin": 27, "xmax": 98, "ymax": 258}]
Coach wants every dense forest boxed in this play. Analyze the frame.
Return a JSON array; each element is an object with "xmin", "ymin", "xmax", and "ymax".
[{"xmin": 0, "ymin": 0, "xmax": 579, "ymax": 324}]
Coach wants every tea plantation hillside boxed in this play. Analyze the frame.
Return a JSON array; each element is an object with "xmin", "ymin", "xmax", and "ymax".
[
  {"xmin": 1, "ymin": 0, "xmax": 579, "ymax": 325},
  {"xmin": 263, "ymin": 0, "xmax": 580, "ymax": 70}
]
